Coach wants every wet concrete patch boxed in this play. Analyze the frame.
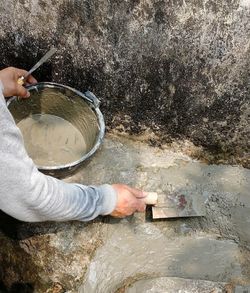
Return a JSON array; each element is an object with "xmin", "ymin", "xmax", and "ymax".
[
  {"xmin": 71, "ymin": 134, "xmax": 250, "ymax": 292},
  {"xmin": 1, "ymin": 134, "xmax": 250, "ymax": 291},
  {"xmin": 81, "ymin": 226, "xmax": 242, "ymax": 292}
]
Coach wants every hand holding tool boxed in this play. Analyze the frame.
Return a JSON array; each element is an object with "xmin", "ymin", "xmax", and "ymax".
[{"xmin": 17, "ymin": 47, "xmax": 57, "ymax": 85}]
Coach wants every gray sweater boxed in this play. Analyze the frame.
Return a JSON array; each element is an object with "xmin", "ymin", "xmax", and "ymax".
[{"xmin": 0, "ymin": 86, "xmax": 117, "ymax": 222}]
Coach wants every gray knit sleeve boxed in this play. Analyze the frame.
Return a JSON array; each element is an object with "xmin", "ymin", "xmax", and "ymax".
[{"xmin": 0, "ymin": 87, "xmax": 117, "ymax": 222}]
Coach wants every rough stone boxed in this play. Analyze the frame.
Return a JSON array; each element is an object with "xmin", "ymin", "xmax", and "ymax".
[
  {"xmin": 0, "ymin": 217, "xmax": 105, "ymax": 292},
  {"xmin": 0, "ymin": 0, "xmax": 249, "ymax": 166},
  {"xmin": 235, "ymin": 286, "xmax": 250, "ymax": 293}
]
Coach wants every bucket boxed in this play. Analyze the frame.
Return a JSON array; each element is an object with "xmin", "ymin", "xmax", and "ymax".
[{"xmin": 7, "ymin": 82, "xmax": 105, "ymax": 177}]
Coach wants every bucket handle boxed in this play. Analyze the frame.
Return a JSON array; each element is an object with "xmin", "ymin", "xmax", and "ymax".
[{"xmin": 84, "ymin": 90, "xmax": 100, "ymax": 108}]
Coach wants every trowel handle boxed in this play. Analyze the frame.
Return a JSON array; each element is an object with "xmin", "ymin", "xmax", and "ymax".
[{"xmin": 143, "ymin": 192, "xmax": 158, "ymax": 205}]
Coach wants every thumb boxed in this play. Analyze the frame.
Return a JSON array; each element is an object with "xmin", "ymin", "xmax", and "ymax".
[{"xmin": 16, "ymin": 85, "xmax": 30, "ymax": 98}]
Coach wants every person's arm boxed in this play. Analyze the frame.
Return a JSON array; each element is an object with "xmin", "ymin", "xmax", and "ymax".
[
  {"xmin": 0, "ymin": 85, "xmax": 117, "ymax": 221},
  {"xmin": 0, "ymin": 67, "xmax": 146, "ymax": 222}
]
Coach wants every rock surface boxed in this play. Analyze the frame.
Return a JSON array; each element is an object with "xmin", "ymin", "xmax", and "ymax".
[
  {"xmin": 125, "ymin": 277, "xmax": 229, "ymax": 293},
  {"xmin": 81, "ymin": 228, "xmax": 241, "ymax": 292},
  {"xmin": 0, "ymin": 0, "xmax": 249, "ymax": 166},
  {"xmin": 0, "ymin": 134, "xmax": 250, "ymax": 292}
]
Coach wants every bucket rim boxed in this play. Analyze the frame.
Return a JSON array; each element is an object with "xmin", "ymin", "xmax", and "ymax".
[{"xmin": 7, "ymin": 82, "xmax": 105, "ymax": 172}]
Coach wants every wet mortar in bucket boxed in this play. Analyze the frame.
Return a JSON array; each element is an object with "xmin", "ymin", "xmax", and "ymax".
[
  {"xmin": 17, "ymin": 113, "xmax": 87, "ymax": 166},
  {"xmin": 8, "ymin": 83, "xmax": 103, "ymax": 172}
]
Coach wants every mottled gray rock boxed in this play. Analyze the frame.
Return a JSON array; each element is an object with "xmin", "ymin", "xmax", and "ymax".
[
  {"xmin": 0, "ymin": 0, "xmax": 249, "ymax": 166},
  {"xmin": 125, "ymin": 277, "xmax": 228, "ymax": 293},
  {"xmin": 0, "ymin": 218, "xmax": 105, "ymax": 292},
  {"xmin": 235, "ymin": 286, "xmax": 250, "ymax": 293}
]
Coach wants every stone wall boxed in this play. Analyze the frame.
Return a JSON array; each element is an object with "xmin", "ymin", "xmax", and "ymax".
[{"xmin": 0, "ymin": 0, "xmax": 249, "ymax": 166}]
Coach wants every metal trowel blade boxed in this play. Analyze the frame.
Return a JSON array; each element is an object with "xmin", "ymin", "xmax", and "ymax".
[{"xmin": 152, "ymin": 192, "xmax": 206, "ymax": 219}]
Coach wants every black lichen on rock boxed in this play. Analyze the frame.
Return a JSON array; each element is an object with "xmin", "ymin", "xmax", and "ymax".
[{"xmin": 0, "ymin": 0, "xmax": 249, "ymax": 168}]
